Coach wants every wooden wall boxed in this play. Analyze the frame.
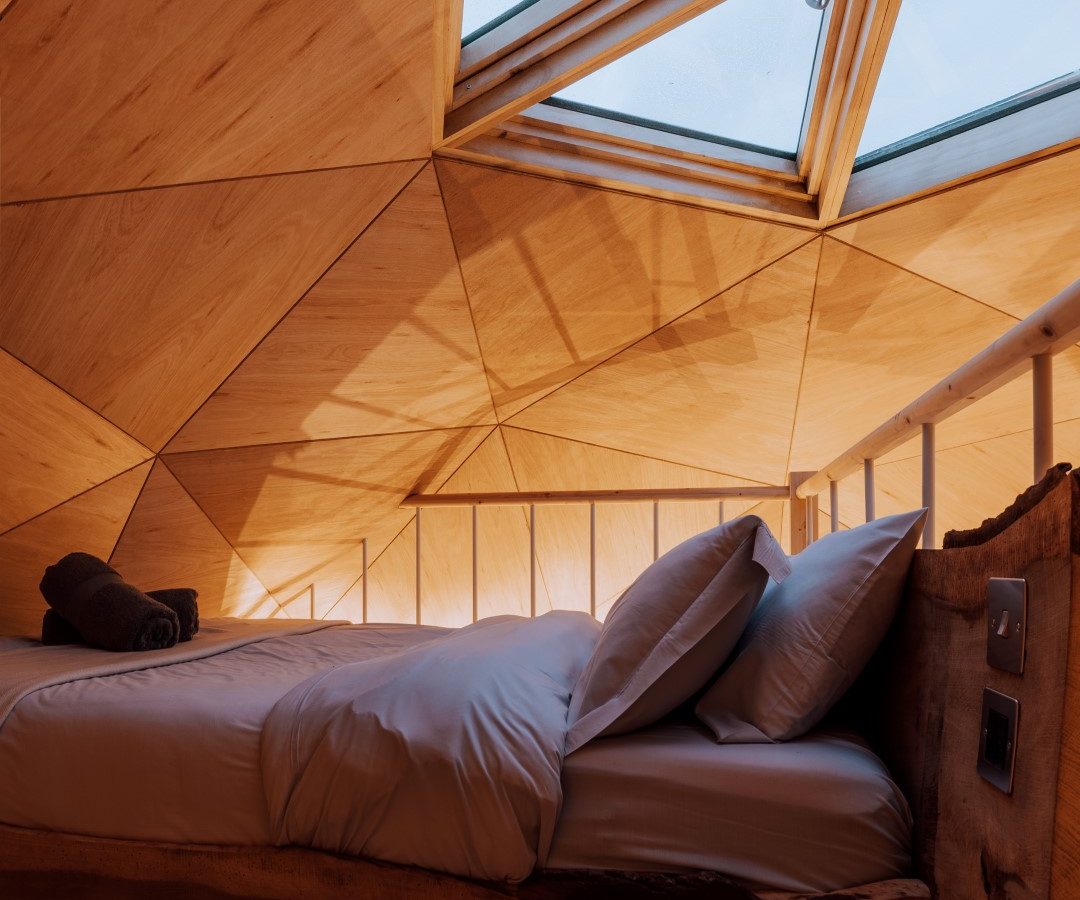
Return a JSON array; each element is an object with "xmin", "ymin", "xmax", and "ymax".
[{"xmin": 2, "ymin": 0, "xmax": 1079, "ymax": 633}]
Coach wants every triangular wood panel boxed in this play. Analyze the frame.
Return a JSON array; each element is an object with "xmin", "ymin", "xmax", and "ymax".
[
  {"xmin": 789, "ymin": 239, "xmax": 1026, "ymax": 472},
  {"xmin": 164, "ymin": 427, "xmax": 489, "ymax": 618},
  {"xmin": 359, "ymin": 429, "xmax": 553, "ymax": 627},
  {"xmin": 0, "ymin": 162, "xmax": 420, "ymax": 450},
  {"xmin": 0, "ymin": 349, "xmax": 150, "ymax": 532},
  {"xmin": 831, "ymin": 148, "xmax": 1080, "ymax": 319},
  {"xmin": 437, "ymin": 160, "xmax": 812, "ymax": 420},
  {"xmin": 0, "ymin": 462, "xmax": 151, "ymax": 635},
  {"xmin": 510, "ymin": 241, "xmax": 819, "ymax": 485},
  {"xmin": 0, "ymin": 0, "xmax": 435, "ymax": 200},
  {"xmin": 169, "ymin": 165, "xmax": 493, "ymax": 453},
  {"xmin": 110, "ymin": 461, "xmax": 277, "ymax": 619},
  {"xmin": 500, "ymin": 426, "xmax": 781, "ymax": 616}
]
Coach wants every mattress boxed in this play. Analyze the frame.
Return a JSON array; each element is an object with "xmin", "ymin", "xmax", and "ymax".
[
  {"xmin": 547, "ymin": 720, "xmax": 913, "ymax": 894},
  {"xmin": 0, "ymin": 623, "xmax": 449, "ymax": 845},
  {"xmin": 0, "ymin": 623, "xmax": 911, "ymax": 893}
]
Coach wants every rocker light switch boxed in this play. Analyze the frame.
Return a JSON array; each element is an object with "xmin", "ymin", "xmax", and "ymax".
[
  {"xmin": 978, "ymin": 688, "xmax": 1019, "ymax": 794},
  {"xmin": 987, "ymin": 577, "xmax": 1026, "ymax": 674}
]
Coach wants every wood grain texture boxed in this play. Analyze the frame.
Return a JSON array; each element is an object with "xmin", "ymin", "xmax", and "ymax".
[
  {"xmin": 360, "ymin": 429, "xmax": 554, "ymax": 626},
  {"xmin": 110, "ymin": 462, "xmax": 277, "ymax": 619},
  {"xmin": 0, "ymin": 0, "xmax": 434, "ymax": 200},
  {"xmin": 510, "ymin": 241, "xmax": 819, "ymax": 485},
  {"xmin": 854, "ymin": 471, "xmax": 1077, "ymax": 899},
  {"xmin": 0, "ymin": 349, "xmax": 150, "ymax": 532},
  {"xmin": 501, "ymin": 427, "xmax": 786, "ymax": 618},
  {"xmin": 168, "ymin": 165, "xmax": 493, "ymax": 452},
  {"xmin": 0, "ymin": 163, "xmax": 419, "ymax": 449},
  {"xmin": 831, "ymin": 147, "xmax": 1080, "ymax": 319},
  {"xmin": 789, "ymin": 239, "xmax": 1020, "ymax": 472},
  {"xmin": 437, "ymin": 159, "xmax": 811, "ymax": 419},
  {"xmin": 164, "ymin": 428, "xmax": 489, "ymax": 618},
  {"xmin": 0, "ymin": 463, "xmax": 151, "ymax": 636},
  {"xmin": 0, "ymin": 823, "xmax": 926, "ymax": 899}
]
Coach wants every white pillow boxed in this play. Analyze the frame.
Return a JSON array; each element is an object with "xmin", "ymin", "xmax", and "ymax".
[
  {"xmin": 565, "ymin": 515, "xmax": 789, "ymax": 754},
  {"xmin": 696, "ymin": 509, "xmax": 927, "ymax": 743}
]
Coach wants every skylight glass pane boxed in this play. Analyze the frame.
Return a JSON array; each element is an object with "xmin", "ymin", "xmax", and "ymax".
[
  {"xmin": 461, "ymin": 0, "xmax": 539, "ymax": 45},
  {"xmin": 550, "ymin": 0, "xmax": 824, "ymax": 155},
  {"xmin": 858, "ymin": 0, "xmax": 1080, "ymax": 160}
]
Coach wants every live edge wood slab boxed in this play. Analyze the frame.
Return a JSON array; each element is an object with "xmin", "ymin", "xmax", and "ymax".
[{"xmin": 8, "ymin": 469, "xmax": 1080, "ymax": 900}]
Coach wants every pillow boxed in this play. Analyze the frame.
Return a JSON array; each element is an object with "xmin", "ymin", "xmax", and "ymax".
[
  {"xmin": 565, "ymin": 515, "xmax": 790, "ymax": 754},
  {"xmin": 695, "ymin": 508, "xmax": 927, "ymax": 744}
]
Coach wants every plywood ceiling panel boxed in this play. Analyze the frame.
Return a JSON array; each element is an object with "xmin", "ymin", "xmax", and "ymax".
[
  {"xmin": 0, "ymin": 462, "xmax": 151, "ymax": 636},
  {"xmin": 0, "ymin": 162, "xmax": 419, "ymax": 450},
  {"xmin": 359, "ymin": 429, "xmax": 552, "ymax": 627},
  {"xmin": 0, "ymin": 349, "xmax": 150, "ymax": 533},
  {"xmin": 110, "ymin": 462, "xmax": 276, "ymax": 620},
  {"xmin": 437, "ymin": 160, "xmax": 812, "ymax": 420},
  {"xmin": 168, "ymin": 165, "xmax": 493, "ymax": 453},
  {"xmin": 500, "ymin": 426, "xmax": 777, "ymax": 617},
  {"xmin": 164, "ymin": 427, "xmax": 489, "ymax": 619},
  {"xmin": 0, "ymin": 0, "xmax": 434, "ymax": 201},
  {"xmin": 790, "ymin": 239, "xmax": 1023, "ymax": 473},
  {"xmin": 832, "ymin": 148, "xmax": 1080, "ymax": 319},
  {"xmin": 509, "ymin": 241, "xmax": 820, "ymax": 485}
]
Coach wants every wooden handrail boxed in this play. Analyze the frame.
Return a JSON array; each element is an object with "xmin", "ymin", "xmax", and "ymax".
[
  {"xmin": 797, "ymin": 277, "xmax": 1080, "ymax": 500},
  {"xmin": 401, "ymin": 486, "xmax": 789, "ymax": 507}
]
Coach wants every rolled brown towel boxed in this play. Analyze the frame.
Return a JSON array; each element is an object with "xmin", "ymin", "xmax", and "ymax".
[
  {"xmin": 147, "ymin": 588, "xmax": 199, "ymax": 642},
  {"xmin": 41, "ymin": 608, "xmax": 81, "ymax": 645},
  {"xmin": 39, "ymin": 553, "xmax": 178, "ymax": 652}
]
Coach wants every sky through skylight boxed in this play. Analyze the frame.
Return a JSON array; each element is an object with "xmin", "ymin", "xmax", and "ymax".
[
  {"xmin": 549, "ymin": 0, "xmax": 824, "ymax": 154},
  {"xmin": 858, "ymin": 0, "xmax": 1080, "ymax": 160}
]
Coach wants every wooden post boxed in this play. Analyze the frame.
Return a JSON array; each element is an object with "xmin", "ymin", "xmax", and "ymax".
[
  {"xmin": 1034, "ymin": 352, "xmax": 1054, "ymax": 483},
  {"xmin": 922, "ymin": 422, "xmax": 936, "ymax": 549},
  {"xmin": 829, "ymin": 480, "xmax": 839, "ymax": 533},
  {"xmin": 415, "ymin": 508, "xmax": 422, "ymax": 625},
  {"xmin": 864, "ymin": 459, "xmax": 876, "ymax": 522},
  {"xmin": 652, "ymin": 501, "xmax": 660, "ymax": 561},
  {"xmin": 789, "ymin": 471, "xmax": 817, "ymax": 554},
  {"xmin": 361, "ymin": 538, "xmax": 368, "ymax": 624},
  {"xmin": 718, "ymin": 500, "xmax": 726, "ymax": 525},
  {"xmin": 471, "ymin": 507, "xmax": 478, "ymax": 623}
]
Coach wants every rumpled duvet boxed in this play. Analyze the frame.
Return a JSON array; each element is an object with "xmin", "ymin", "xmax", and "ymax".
[{"xmin": 260, "ymin": 611, "xmax": 600, "ymax": 882}]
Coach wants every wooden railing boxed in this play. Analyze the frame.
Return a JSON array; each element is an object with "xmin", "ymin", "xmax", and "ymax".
[{"xmin": 796, "ymin": 276, "xmax": 1080, "ymax": 548}]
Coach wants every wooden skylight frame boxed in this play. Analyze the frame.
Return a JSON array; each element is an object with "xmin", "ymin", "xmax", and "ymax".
[{"xmin": 435, "ymin": 0, "xmax": 1080, "ymax": 226}]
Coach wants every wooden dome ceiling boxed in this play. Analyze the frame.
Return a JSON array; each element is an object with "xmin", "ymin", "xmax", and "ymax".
[{"xmin": 1, "ymin": 0, "xmax": 1078, "ymax": 633}]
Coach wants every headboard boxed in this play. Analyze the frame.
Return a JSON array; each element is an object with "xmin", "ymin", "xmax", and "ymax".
[{"xmin": 853, "ymin": 465, "xmax": 1080, "ymax": 899}]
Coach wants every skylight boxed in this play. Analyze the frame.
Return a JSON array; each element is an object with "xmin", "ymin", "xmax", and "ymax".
[
  {"xmin": 857, "ymin": 0, "xmax": 1080, "ymax": 164},
  {"xmin": 547, "ymin": 0, "xmax": 824, "ymax": 156},
  {"xmin": 461, "ymin": 0, "xmax": 540, "ymax": 46}
]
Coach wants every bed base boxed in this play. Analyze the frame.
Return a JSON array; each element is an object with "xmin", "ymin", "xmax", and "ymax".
[{"xmin": 0, "ymin": 824, "xmax": 927, "ymax": 900}]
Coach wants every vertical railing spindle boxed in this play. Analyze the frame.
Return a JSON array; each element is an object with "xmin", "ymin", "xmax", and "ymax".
[
  {"xmin": 652, "ymin": 500, "xmax": 660, "ymax": 561},
  {"xmin": 471, "ymin": 506, "xmax": 478, "ymax": 623},
  {"xmin": 415, "ymin": 508, "xmax": 422, "ymax": 625},
  {"xmin": 530, "ymin": 504, "xmax": 537, "ymax": 618},
  {"xmin": 589, "ymin": 502, "xmax": 596, "ymax": 618},
  {"xmin": 829, "ymin": 480, "xmax": 839, "ymax": 533},
  {"xmin": 361, "ymin": 537, "xmax": 368, "ymax": 624},
  {"xmin": 864, "ymin": 459, "xmax": 876, "ymax": 522},
  {"xmin": 922, "ymin": 422, "xmax": 936, "ymax": 549},
  {"xmin": 718, "ymin": 500, "xmax": 726, "ymax": 525}
]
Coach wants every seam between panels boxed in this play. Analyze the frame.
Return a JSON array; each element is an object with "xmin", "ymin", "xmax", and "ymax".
[
  {"xmin": 500, "ymin": 235, "xmax": 820, "ymax": 426},
  {"xmin": 158, "ymin": 160, "xmax": 430, "ymax": 451},
  {"xmin": 783, "ymin": 236, "xmax": 824, "ymax": 480},
  {"xmin": 105, "ymin": 461, "xmax": 157, "ymax": 564},
  {"xmin": 0, "ymin": 157, "xmax": 432, "ymax": 208},
  {"xmin": 156, "ymin": 455, "xmax": 288, "ymax": 616},
  {"xmin": 432, "ymin": 159, "xmax": 503, "ymax": 425}
]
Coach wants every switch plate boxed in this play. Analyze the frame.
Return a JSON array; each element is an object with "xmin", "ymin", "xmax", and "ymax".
[
  {"xmin": 978, "ymin": 688, "xmax": 1019, "ymax": 794},
  {"xmin": 987, "ymin": 577, "xmax": 1026, "ymax": 674}
]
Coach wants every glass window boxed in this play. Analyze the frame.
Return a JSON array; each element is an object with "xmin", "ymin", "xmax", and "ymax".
[
  {"xmin": 548, "ymin": 0, "xmax": 824, "ymax": 155},
  {"xmin": 857, "ymin": 0, "xmax": 1080, "ymax": 162},
  {"xmin": 462, "ymin": 0, "xmax": 542, "ymax": 46}
]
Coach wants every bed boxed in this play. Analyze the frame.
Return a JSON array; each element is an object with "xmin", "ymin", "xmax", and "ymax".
[{"xmin": 3, "ymin": 470, "xmax": 1079, "ymax": 900}]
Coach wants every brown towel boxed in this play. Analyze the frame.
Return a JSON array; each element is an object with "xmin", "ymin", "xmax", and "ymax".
[
  {"xmin": 39, "ymin": 553, "xmax": 178, "ymax": 652},
  {"xmin": 147, "ymin": 588, "xmax": 199, "ymax": 642}
]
